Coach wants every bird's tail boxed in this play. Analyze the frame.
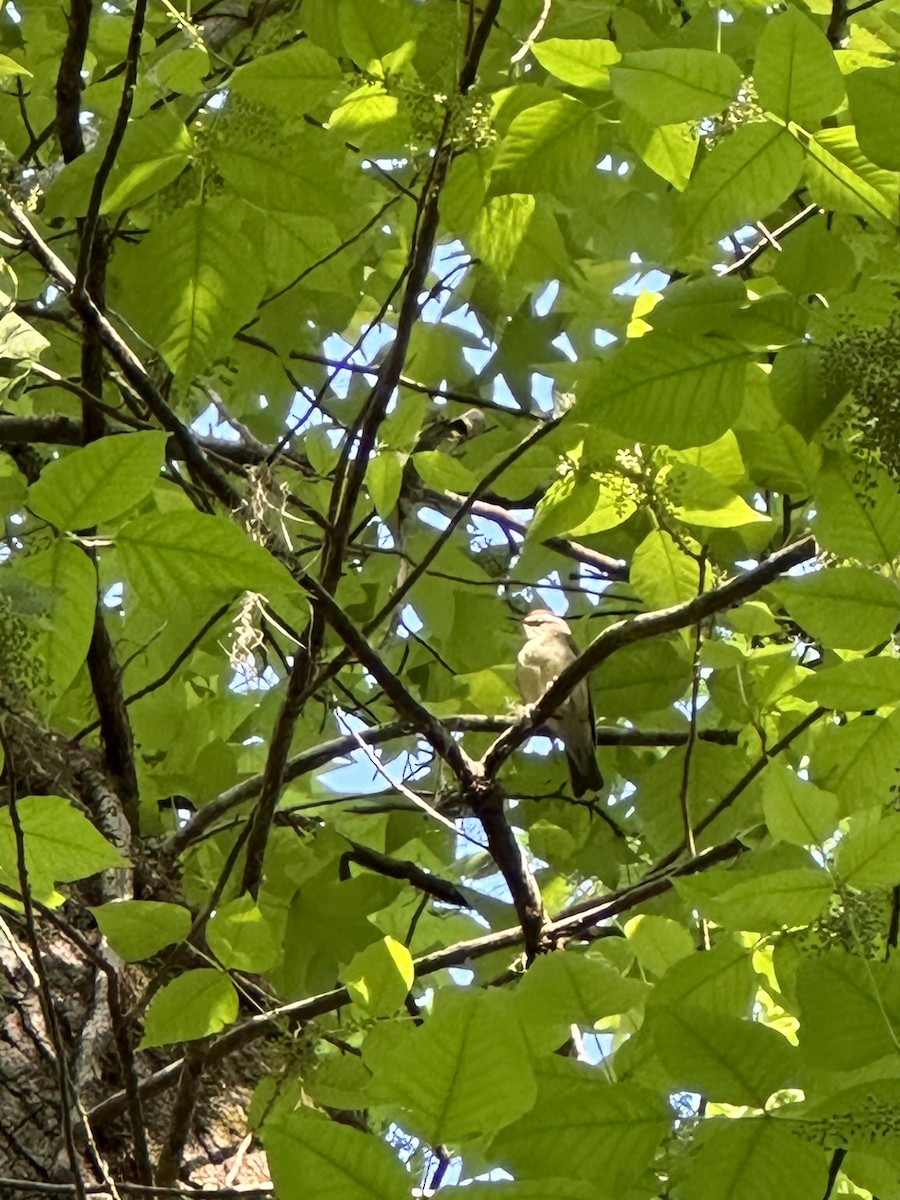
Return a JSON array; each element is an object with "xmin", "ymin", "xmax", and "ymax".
[{"xmin": 567, "ymin": 748, "xmax": 604, "ymax": 798}]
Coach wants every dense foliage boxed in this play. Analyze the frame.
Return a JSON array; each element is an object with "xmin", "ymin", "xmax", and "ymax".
[{"xmin": 0, "ymin": 0, "xmax": 900, "ymax": 1195}]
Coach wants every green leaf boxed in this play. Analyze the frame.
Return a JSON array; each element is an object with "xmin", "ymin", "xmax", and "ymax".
[
  {"xmin": 611, "ymin": 49, "xmax": 742, "ymax": 124},
  {"xmin": 532, "ymin": 38, "xmax": 620, "ymax": 88},
  {"xmin": 339, "ymin": 936, "xmax": 414, "ymax": 1017},
  {"xmin": 14, "ymin": 539, "xmax": 96, "ymax": 696},
  {"xmin": 230, "ymin": 40, "xmax": 342, "ymax": 115},
  {"xmin": 772, "ymin": 217, "xmax": 855, "ymax": 297},
  {"xmin": 28, "ymin": 432, "xmax": 166, "ymax": 530},
  {"xmin": 91, "ymin": 900, "xmax": 191, "ymax": 961},
  {"xmin": 762, "ymin": 762, "xmax": 839, "ymax": 846},
  {"xmin": 803, "ymin": 127, "xmax": 899, "ymax": 223},
  {"xmin": 366, "ymin": 987, "xmax": 536, "ymax": 1143},
  {"xmin": 112, "ymin": 199, "xmax": 267, "ymax": 380},
  {"xmin": 0, "ymin": 54, "xmax": 30, "ymax": 78},
  {"xmin": 815, "ymin": 710, "xmax": 900, "ymax": 812},
  {"xmin": 441, "ymin": 1184, "xmax": 596, "ymax": 1200},
  {"xmin": 795, "ymin": 657, "xmax": 900, "ymax": 710},
  {"xmin": 623, "ymin": 112, "xmax": 698, "ymax": 191},
  {"xmin": 117, "ymin": 511, "xmax": 298, "ymax": 612},
  {"xmin": 493, "ymin": 1059, "xmax": 669, "ymax": 1189},
  {"xmin": 680, "ymin": 123, "xmax": 804, "ymax": 243},
  {"xmin": 847, "ymin": 65, "xmax": 900, "ymax": 170},
  {"xmin": 0, "ymin": 312, "xmax": 49, "ymax": 369},
  {"xmin": 207, "ymin": 894, "xmax": 280, "ymax": 973},
  {"xmin": 411, "ymin": 449, "xmax": 476, "ymax": 494},
  {"xmin": 680, "ymin": 1117, "xmax": 827, "ymax": 1200},
  {"xmin": 140, "ymin": 969, "xmax": 238, "ymax": 1048},
  {"xmin": 0, "ymin": 796, "xmax": 126, "ymax": 897},
  {"xmin": 646, "ymin": 941, "xmax": 755, "ymax": 1020},
  {"xmin": 674, "ymin": 859, "xmax": 833, "ymax": 932},
  {"xmin": 835, "ymin": 812, "xmax": 900, "ymax": 890},
  {"xmin": 796, "ymin": 950, "xmax": 900, "ymax": 1069},
  {"xmin": 625, "ymin": 915, "xmax": 695, "ymax": 978},
  {"xmin": 753, "ymin": 7, "xmax": 844, "ymax": 126},
  {"xmin": 769, "ymin": 568, "xmax": 900, "ymax": 651},
  {"xmin": 490, "ymin": 97, "xmax": 599, "ymax": 199},
  {"xmin": 631, "ymin": 528, "xmax": 701, "ymax": 610},
  {"xmin": 512, "ymin": 951, "xmax": 648, "ymax": 1050},
  {"xmin": 666, "ymin": 463, "xmax": 770, "ymax": 529},
  {"xmin": 594, "ymin": 640, "xmax": 689, "ymax": 718},
  {"xmin": 812, "ymin": 457, "xmax": 900, "ymax": 563},
  {"xmin": 582, "ymin": 334, "xmax": 749, "ymax": 449},
  {"xmin": 264, "ymin": 1108, "xmax": 410, "ymax": 1200},
  {"xmin": 652, "ymin": 1008, "xmax": 797, "ymax": 1105},
  {"xmin": 365, "ymin": 452, "xmax": 404, "ymax": 519}
]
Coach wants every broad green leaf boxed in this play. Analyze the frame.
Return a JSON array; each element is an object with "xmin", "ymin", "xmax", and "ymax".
[
  {"xmin": 803, "ymin": 127, "xmax": 900, "ymax": 223},
  {"xmin": 493, "ymin": 1059, "xmax": 669, "ymax": 1189},
  {"xmin": 339, "ymin": 936, "xmax": 414, "ymax": 1017},
  {"xmin": 815, "ymin": 710, "xmax": 900, "ymax": 812},
  {"xmin": 665, "ymin": 463, "xmax": 770, "ymax": 528},
  {"xmin": 329, "ymin": 85, "xmax": 407, "ymax": 156},
  {"xmin": 230, "ymin": 40, "xmax": 342, "ymax": 115},
  {"xmin": 366, "ymin": 452, "xmax": 404, "ymax": 519},
  {"xmin": 797, "ymin": 950, "xmax": 900, "ymax": 1069},
  {"xmin": 512, "ymin": 951, "xmax": 648, "ymax": 1049},
  {"xmin": 264, "ymin": 1109, "xmax": 410, "ymax": 1200},
  {"xmin": 412, "ymin": 449, "xmax": 476, "ymax": 494},
  {"xmin": 762, "ymin": 763, "xmax": 839, "ymax": 846},
  {"xmin": 681, "ymin": 123, "xmax": 804, "ymax": 243},
  {"xmin": 441, "ymin": 1185, "xmax": 596, "ymax": 1200},
  {"xmin": 646, "ymin": 941, "xmax": 755, "ymax": 1020},
  {"xmin": 623, "ymin": 112, "xmax": 698, "ymax": 191},
  {"xmin": 0, "ymin": 54, "xmax": 30, "ymax": 78},
  {"xmin": 847, "ymin": 65, "xmax": 900, "ymax": 170},
  {"xmin": 533, "ymin": 469, "xmax": 638, "ymax": 539},
  {"xmin": 302, "ymin": 0, "xmax": 419, "ymax": 69},
  {"xmin": 45, "ymin": 108, "xmax": 192, "ymax": 218},
  {"xmin": 631, "ymin": 528, "xmax": 701, "ymax": 610},
  {"xmin": 0, "ymin": 312, "xmax": 49, "ymax": 368},
  {"xmin": 594, "ymin": 640, "xmax": 689, "ymax": 718},
  {"xmin": 625, "ymin": 915, "xmax": 695, "ymax": 978},
  {"xmin": 812, "ymin": 457, "xmax": 900, "ymax": 563},
  {"xmin": 99, "ymin": 109, "xmax": 192, "ymax": 214},
  {"xmin": 611, "ymin": 49, "xmax": 741, "ymax": 124},
  {"xmin": 117, "ymin": 511, "xmax": 297, "ymax": 612},
  {"xmin": 769, "ymin": 568, "xmax": 900, "ymax": 651},
  {"xmin": 835, "ymin": 812, "xmax": 900, "ymax": 890},
  {"xmin": 207, "ymin": 894, "xmax": 280, "ymax": 973},
  {"xmin": 91, "ymin": 900, "xmax": 191, "ymax": 961},
  {"xmin": 583, "ymin": 334, "xmax": 749, "ymax": 449},
  {"xmin": 753, "ymin": 7, "xmax": 844, "ymax": 126},
  {"xmin": 794, "ymin": 657, "xmax": 900, "ymax": 710},
  {"xmin": 652, "ymin": 1008, "xmax": 797, "ymax": 1105},
  {"xmin": 0, "ymin": 796, "xmax": 125, "ymax": 898},
  {"xmin": 28, "ymin": 432, "xmax": 166, "ymax": 530},
  {"xmin": 532, "ymin": 38, "xmax": 620, "ymax": 88},
  {"xmin": 772, "ymin": 217, "xmax": 855, "ymax": 297},
  {"xmin": 14, "ymin": 539, "xmax": 96, "ymax": 696},
  {"xmin": 680, "ymin": 1116, "xmax": 827, "ymax": 1200},
  {"xmin": 113, "ymin": 199, "xmax": 266, "ymax": 380},
  {"xmin": 141, "ymin": 969, "xmax": 238, "ymax": 1048},
  {"xmin": 366, "ymin": 987, "xmax": 536, "ymax": 1143},
  {"xmin": 674, "ymin": 860, "xmax": 833, "ymax": 931},
  {"xmin": 490, "ymin": 97, "xmax": 599, "ymax": 199}
]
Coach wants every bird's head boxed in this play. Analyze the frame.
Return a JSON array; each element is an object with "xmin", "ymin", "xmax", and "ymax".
[{"xmin": 522, "ymin": 609, "xmax": 573, "ymax": 640}]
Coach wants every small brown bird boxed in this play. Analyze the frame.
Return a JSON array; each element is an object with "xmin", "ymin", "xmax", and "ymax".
[{"xmin": 517, "ymin": 609, "xmax": 604, "ymax": 797}]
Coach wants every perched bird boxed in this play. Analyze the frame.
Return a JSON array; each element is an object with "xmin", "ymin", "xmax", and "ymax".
[{"xmin": 517, "ymin": 609, "xmax": 604, "ymax": 797}]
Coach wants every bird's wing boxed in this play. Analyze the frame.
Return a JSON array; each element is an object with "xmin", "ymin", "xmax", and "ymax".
[{"xmin": 566, "ymin": 631, "xmax": 596, "ymax": 748}]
